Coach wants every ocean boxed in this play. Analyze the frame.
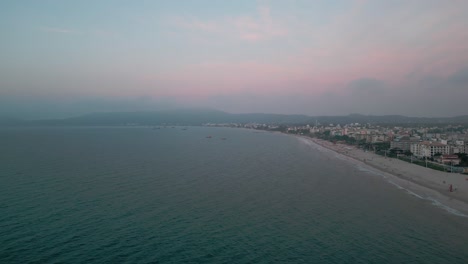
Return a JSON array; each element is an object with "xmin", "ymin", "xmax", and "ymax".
[{"xmin": 1, "ymin": 126, "xmax": 467, "ymax": 263}]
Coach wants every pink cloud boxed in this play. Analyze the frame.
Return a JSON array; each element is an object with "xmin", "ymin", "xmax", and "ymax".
[
  {"xmin": 233, "ymin": 6, "xmax": 287, "ymax": 41},
  {"xmin": 168, "ymin": 5, "xmax": 287, "ymax": 42},
  {"xmin": 137, "ymin": 0, "xmax": 468, "ymax": 100},
  {"xmin": 137, "ymin": 59, "xmax": 344, "ymax": 100},
  {"xmin": 288, "ymin": 0, "xmax": 468, "ymax": 84}
]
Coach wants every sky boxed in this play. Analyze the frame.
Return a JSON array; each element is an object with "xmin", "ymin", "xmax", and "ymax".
[{"xmin": 1, "ymin": 0, "xmax": 468, "ymax": 119}]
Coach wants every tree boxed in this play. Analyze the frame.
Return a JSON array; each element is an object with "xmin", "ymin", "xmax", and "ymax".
[
  {"xmin": 390, "ymin": 148, "xmax": 403, "ymax": 155},
  {"xmin": 346, "ymin": 137, "xmax": 357, "ymax": 144},
  {"xmin": 404, "ymin": 150, "xmax": 413, "ymax": 156},
  {"xmin": 374, "ymin": 142, "xmax": 390, "ymax": 151},
  {"xmin": 456, "ymin": 153, "xmax": 468, "ymax": 166}
]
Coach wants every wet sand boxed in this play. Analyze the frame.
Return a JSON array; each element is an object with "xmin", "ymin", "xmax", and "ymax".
[{"xmin": 296, "ymin": 135, "xmax": 468, "ymax": 216}]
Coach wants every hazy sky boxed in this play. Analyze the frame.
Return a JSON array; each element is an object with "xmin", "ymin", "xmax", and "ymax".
[{"xmin": 1, "ymin": 0, "xmax": 468, "ymax": 119}]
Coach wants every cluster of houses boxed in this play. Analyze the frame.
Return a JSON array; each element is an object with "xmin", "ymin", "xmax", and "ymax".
[
  {"xmin": 307, "ymin": 123, "xmax": 390, "ymax": 143},
  {"xmin": 299, "ymin": 123, "xmax": 468, "ymax": 166},
  {"xmin": 393, "ymin": 137, "xmax": 466, "ymax": 165},
  {"xmin": 204, "ymin": 122, "xmax": 468, "ymax": 168}
]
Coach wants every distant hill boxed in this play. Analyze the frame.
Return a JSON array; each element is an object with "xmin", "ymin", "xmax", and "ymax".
[
  {"xmin": 315, "ymin": 114, "xmax": 468, "ymax": 125},
  {"xmin": 30, "ymin": 109, "xmax": 313, "ymax": 126},
  {"xmin": 1, "ymin": 110, "xmax": 468, "ymax": 126}
]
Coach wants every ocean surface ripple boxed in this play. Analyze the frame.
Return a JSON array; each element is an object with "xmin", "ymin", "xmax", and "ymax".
[{"xmin": 1, "ymin": 127, "xmax": 467, "ymax": 263}]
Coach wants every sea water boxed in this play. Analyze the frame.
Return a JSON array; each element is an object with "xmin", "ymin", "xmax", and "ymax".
[{"xmin": 1, "ymin": 126, "xmax": 467, "ymax": 263}]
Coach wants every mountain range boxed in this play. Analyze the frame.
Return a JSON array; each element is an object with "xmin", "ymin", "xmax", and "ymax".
[{"xmin": 1, "ymin": 109, "xmax": 468, "ymax": 126}]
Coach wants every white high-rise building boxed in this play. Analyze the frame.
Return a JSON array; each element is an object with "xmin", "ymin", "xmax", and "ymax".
[{"xmin": 410, "ymin": 141, "xmax": 450, "ymax": 158}]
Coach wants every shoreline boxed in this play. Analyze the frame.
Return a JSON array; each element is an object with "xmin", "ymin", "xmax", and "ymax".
[{"xmin": 293, "ymin": 134, "xmax": 468, "ymax": 216}]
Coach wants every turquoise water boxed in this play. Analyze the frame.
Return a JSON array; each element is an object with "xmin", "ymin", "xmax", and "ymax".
[{"xmin": 1, "ymin": 126, "xmax": 467, "ymax": 263}]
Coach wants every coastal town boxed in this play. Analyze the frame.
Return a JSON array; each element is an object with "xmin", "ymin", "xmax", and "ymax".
[
  {"xmin": 204, "ymin": 121, "xmax": 468, "ymax": 215},
  {"xmin": 204, "ymin": 122, "xmax": 468, "ymax": 174}
]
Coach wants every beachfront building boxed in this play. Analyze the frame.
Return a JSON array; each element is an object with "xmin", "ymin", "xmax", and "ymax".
[
  {"xmin": 435, "ymin": 155, "xmax": 461, "ymax": 165},
  {"xmin": 390, "ymin": 136, "xmax": 420, "ymax": 151},
  {"xmin": 369, "ymin": 134, "xmax": 388, "ymax": 143},
  {"xmin": 410, "ymin": 141, "xmax": 450, "ymax": 158},
  {"xmin": 450, "ymin": 144, "xmax": 467, "ymax": 154},
  {"xmin": 461, "ymin": 144, "xmax": 467, "ymax": 154}
]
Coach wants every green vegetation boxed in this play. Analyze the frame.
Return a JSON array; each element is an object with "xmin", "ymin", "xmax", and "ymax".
[
  {"xmin": 332, "ymin": 135, "xmax": 357, "ymax": 144},
  {"xmin": 397, "ymin": 156, "xmax": 446, "ymax": 171},
  {"xmin": 446, "ymin": 126, "xmax": 467, "ymax": 133},
  {"xmin": 427, "ymin": 128, "xmax": 443, "ymax": 133},
  {"xmin": 375, "ymin": 142, "xmax": 390, "ymax": 150},
  {"xmin": 311, "ymin": 129, "xmax": 467, "ymax": 174},
  {"xmin": 316, "ymin": 133, "xmax": 362, "ymax": 146},
  {"xmin": 287, "ymin": 128, "xmax": 310, "ymax": 135},
  {"xmin": 316, "ymin": 132, "xmax": 390, "ymax": 152},
  {"xmin": 456, "ymin": 153, "xmax": 468, "ymax": 167}
]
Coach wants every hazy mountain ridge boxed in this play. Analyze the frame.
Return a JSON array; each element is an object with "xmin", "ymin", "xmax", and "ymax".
[{"xmin": 1, "ymin": 110, "xmax": 468, "ymax": 126}]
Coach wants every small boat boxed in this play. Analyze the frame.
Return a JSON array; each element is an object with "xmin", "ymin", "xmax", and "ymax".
[
  {"xmin": 206, "ymin": 136, "xmax": 212, "ymax": 138},
  {"xmin": 221, "ymin": 138, "xmax": 227, "ymax": 140}
]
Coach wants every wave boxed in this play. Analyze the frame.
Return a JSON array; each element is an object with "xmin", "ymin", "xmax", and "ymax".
[
  {"xmin": 427, "ymin": 198, "xmax": 468, "ymax": 218},
  {"xmin": 356, "ymin": 159, "xmax": 467, "ymax": 218},
  {"xmin": 296, "ymin": 136, "xmax": 468, "ymax": 218}
]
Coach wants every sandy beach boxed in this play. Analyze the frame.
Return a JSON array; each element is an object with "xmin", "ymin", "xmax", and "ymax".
[{"xmin": 296, "ymin": 135, "xmax": 468, "ymax": 216}]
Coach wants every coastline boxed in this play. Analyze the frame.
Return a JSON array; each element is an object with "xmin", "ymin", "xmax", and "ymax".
[{"xmin": 293, "ymin": 134, "xmax": 468, "ymax": 216}]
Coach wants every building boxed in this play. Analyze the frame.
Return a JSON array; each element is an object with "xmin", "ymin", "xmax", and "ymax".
[
  {"xmin": 410, "ymin": 141, "xmax": 450, "ymax": 158},
  {"xmin": 390, "ymin": 136, "xmax": 419, "ymax": 151},
  {"xmin": 435, "ymin": 155, "xmax": 460, "ymax": 165},
  {"xmin": 449, "ymin": 142, "xmax": 467, "ymax": 154}
]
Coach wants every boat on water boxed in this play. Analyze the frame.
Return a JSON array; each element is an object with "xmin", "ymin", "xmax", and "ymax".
[{"xmin": 206, "ymin": 136, "xmax": 212, "ymax": 138}]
